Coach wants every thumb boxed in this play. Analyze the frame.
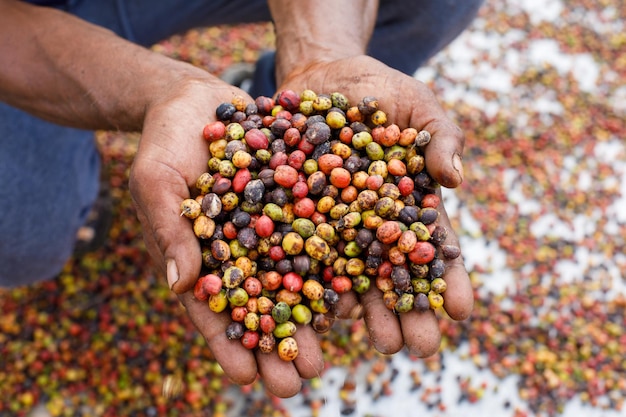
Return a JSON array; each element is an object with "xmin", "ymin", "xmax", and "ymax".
[
  {"xmin": 130, "ymin": 161, "xmax": 203, "ymax": 295},
  {"xmin": 422, "ymin": 120, "xmax": 465, "ymax": 189},
  {"xmin": 160, "ymin": 192, "xmax": 203, "ymax": 294}
]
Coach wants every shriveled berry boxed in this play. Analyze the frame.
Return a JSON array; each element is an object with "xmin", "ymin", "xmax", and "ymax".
[
  {"xmin": 242, "ymin": 179, "xmax": 264, "ymax": 205},
  {"xmin": 302, "ymin": 279, "xmax": 324, "ymax": 301},
  {"xmin": 230, "ymin": 169, "xmax": 251, "ymax": 194},
  {"xmin": 395, "ymin": 293, "xmax": 415, "ymax": 313},
  {"xmin": 323, "ymin": 288, "xmax": 340, "ymax": 305},
  {"xmin": 257, "ymin": 296, "xmax": 275, "ymax": 315},
  {"xmin": 428, "ymin": 291, "xmax": 444, "ymax": 309},
  {"xmin": 352, "ymin": 274, "xmax": 370, "ymax": 294},
  {"xmin": 180, "ymin": 198, "xmax": 202, "ymax": 219},
  {"xmin": 274, "ymin": 165, "xmax": 299, "ymax": 188},
  {"xmin": 370, "ymin": 109, "xmax": 387, "ymax": 126},
  {"xmin": 419, "ymin": 207, "xmax": 439, "ymax": 225},
  {"xmin": 243, "ymin": 276, "xmax": 263, "ymax": 297},
  {"xmin": 305, "ymin": 121, "xmax": 331, "ymax": 145},
  {"xmin": 255, "ymin": 96, "xmax": 274, "ymax": 114},
  {"xmin": 357, "ymin": 96, "xmax": 379, "ymax": 116},
  {"xmin": 330, "ymin": 92, "xmax": 349, "ymax": 110},
  {"xmin": 429, "ymin": 258, "xmax": 446, "ymax": 279},
  {"xmin": 431, "ymin": 277, "xmax": 447, "ymax": 294},
  {"xmin": 331, "ymin": 275, "xmax": 352, "ymax": 294},
  {"xmin": 226, "ymin": 321, "xmax": 245, "ymax": 340},
  {"xmin": 258, "ymin": 332, "xmax": 276, "ymax": 353},
  {"xmin": 291, "ymin": 304, "xmax": 312, "ymax": 325},
  {"xmin": 408, "ymin": 241, "xmax": 436, "ymax": 265},
  {"xmin": 193, "ymin": 215, "xmax": 216, "ymax": 239},
  {"xmin": 414, "ymin": 292, "xmax": 430, "ymax": 311},
  {"xmin": 412, "ymin": 278, "xmax": 430, "ymax": 294},
  {"xmin": 216, "ymin": 102, "xmax": 236, "ymax": 120},
  {"xmin": 398, "ymin": 127, "xmax": 418, "ymax": 146},
  {"xmin": 196, "ymin": 172, "xmax": 214, "ymax": 194},
  {"xmin": 241, "ymin": 330, "xmax": 260, "ymax": 349},
  {"xmin": 231, "ymin": 307, "xmax": 249, "ymax": 323},
  {"xmin": 391, "ymin": 267, "xmax": 412, "ymax": 292},
  {"xmin": 227, "ymin": 287, "xmax": 249, "ymax": 307},
  {"xmin": 259, "ymin": 314, "xmax": 276, "ymax": 334},
  {"xmin": 244, "ymin": 312, "xmax": 260, "ymax": 331},
  {"xmin": 208, "ymin": 290, "xmax": 229, "ymax": 313},
  {"xmin": 430, "ymin": 225, "xmax": 448, "ymax": 246},
  {"xmin": 225, "ymin": 123, "xmax": 245, "ymax": 141},
  {"xmin": 415, "ymin": 130, "xmax": 431, "ymax": 147},
  {"xmin": 326, "ymin": 109, "xmax": 347, "ymax": 130},
  {"xmin": 376, "ymin": 221, "xmax": 402, "ymax": 244},
  {"xmin": 383, "ymin": 290, "xmax": 399, "ymax": 311},
  {"xmin": 271, "ymin": 301, "xmax": 292, "ymax": 324},
  {"xmin": 441, "ymin": 244, "xmax": 461, "ymax": 259},
  {"xmin": 276, "ymin": 89, "xmax": 301, "ymax": 111},
  {"xmin": 222, "ymin": 266, "xmax": 245, "ymax": 289},
  {"xmin": 305, "ymin": 235, "xmax": 331, "ymax": 261},
  {"xmin": 311, "ymin": 313, "xmax": 333, "ymax": 333},
  {"xmin": 277, "ymin": 337, "xmax": 299, "ymax": 361}
]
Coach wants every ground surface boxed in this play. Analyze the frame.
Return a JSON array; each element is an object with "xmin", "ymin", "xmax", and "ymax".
[{"xmin": 1, "ymin": 1, "xmax": 625, "ymax": 416}]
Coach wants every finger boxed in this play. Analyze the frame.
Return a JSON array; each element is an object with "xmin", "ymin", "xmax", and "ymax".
[
  {"xmin": 256, "ymin": 349, "xmax": 302, "ymax": 398},
  {"xmin": 411, "ymin": 85, "xmax": 465, "ymax": 190},
  {"xmin": 436, "ymin": 196, "xmax": 473, "ymax": 321},
  {"xmin": 292, "ymin": 324, "xmax": 325, "ymax": 379},
  {"xmin": 129, "ymin": 126, "xmax": 207, "ymax": 294},
  {"xmin": 130, "ymin": 167, "xmax": 203, "ymax": 294},
  {"xmin": 334, "ymin": 290, "xmax": 360, "ymax": 319},
  {"xmin": 180, "ymin": 292, "xmax": 258, "ymax": 386},
  {"xmin": 399, "ymin": 308, "xmax": 441, "ymax": 358},
  {"xmin": 423, "ymin": 121, "xmax": 465, "ymax": 189},
  {"xmin": 359, "ymin": 286, "xmax": 404, "ymax": 354},
  {"xmin": 389, "ymin": 75, "xmax": 465, "ymax": 189},
  {"xmin": 131, "ymin": 83, "xmax": 254, "ymax": 294}
]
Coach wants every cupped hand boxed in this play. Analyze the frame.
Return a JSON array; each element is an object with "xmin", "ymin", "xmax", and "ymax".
[
  {"xmin": 278, "ymin": 55, "xmax": 473, "ymax": 358},
  {"xmin": 128, "ymin": 74, "xmax": 324, "ymax": 398}
]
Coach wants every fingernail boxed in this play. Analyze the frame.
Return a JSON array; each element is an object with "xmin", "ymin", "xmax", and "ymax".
[
  {"xmin": 452, "ymin": 153, "xmax": 464, "ymax": 184},
  {"xmin": 349, "ymin": 304, "xmax": 364, "ymax": 320},
  {"xmin": 166, "ymin": 259, "xmax": 179, "ymax": 290}
]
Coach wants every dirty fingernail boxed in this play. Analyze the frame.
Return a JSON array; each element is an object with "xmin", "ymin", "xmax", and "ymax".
[
  {"xmin": 452, "ymin": 153, "xmax": 464, "ymax": 184},
  {"xmin": 167, "ymin": 259, "xmax": 179, "ymax": 290}
]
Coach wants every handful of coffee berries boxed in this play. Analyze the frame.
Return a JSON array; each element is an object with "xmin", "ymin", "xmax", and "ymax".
[{"xmin": 180, "ymin": 90, "xmax": 461, "ymax": 361}]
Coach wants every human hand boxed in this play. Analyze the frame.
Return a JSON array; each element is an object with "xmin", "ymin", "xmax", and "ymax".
[
  {"xmin": 129, "ymin": 75, "xmax": 324, "ymax": 398},
  {"xmin": 277, "ymin": 55, "xmax": 473, "ymax": 358}
]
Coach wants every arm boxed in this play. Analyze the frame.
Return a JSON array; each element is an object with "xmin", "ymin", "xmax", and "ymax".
[
  {"xmin": 269, "ymin": 0, "xmax": 473, "ymax": 357},
  {"xmin": 268, "ymin": 0, "xmax": 378, "ymax": 86},
  {"xmin": 0, "ymin": 0, "xmax": 324, "ymax": 397},
  {"xmin": 0, "ymin": 0, "xmax": 203, "ymax": 131}
]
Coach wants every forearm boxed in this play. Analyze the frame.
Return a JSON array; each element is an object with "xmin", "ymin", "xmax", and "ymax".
[
  {"xmin": 0, "ymin": 0, "xmax": 207, "ymax": 131},
  {"xmin": 268, "ymin": 0, "xmax": 379, "ymax": 86}
]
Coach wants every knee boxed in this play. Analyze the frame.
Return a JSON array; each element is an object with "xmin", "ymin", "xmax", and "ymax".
[
  {"xmin": 0, "ymin": 217, "xmax": 79, "ymax": 288},
  {"xmin": 371, "ymin": 0, "xmax": 485, "ymax": 74}
]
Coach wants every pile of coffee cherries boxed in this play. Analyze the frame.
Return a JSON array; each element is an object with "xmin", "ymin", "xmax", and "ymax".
[{"xmin": 179, "ymin": 90, "xmax": 460, "ymax": 361}]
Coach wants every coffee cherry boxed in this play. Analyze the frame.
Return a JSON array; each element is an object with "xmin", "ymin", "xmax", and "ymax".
[{"xmin": 184, "ymin": 90, "xmax": 459, "ymax": 360}]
